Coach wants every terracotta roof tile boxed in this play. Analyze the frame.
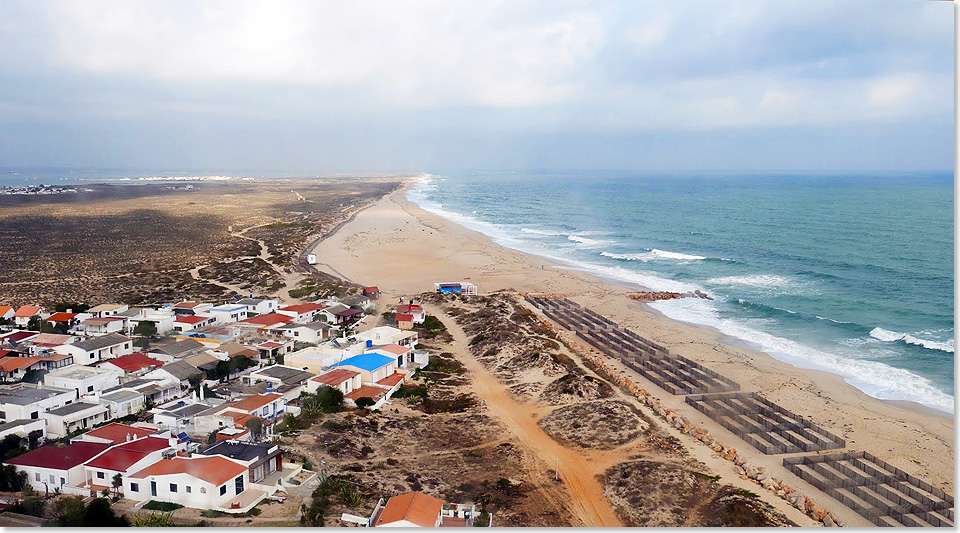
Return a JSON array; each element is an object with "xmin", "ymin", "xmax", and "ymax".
[
  {"xmin": 375, "ymin": 492, "xmax": 443, "ymax": 527},
  {"xmin": 129, "ymin": 456, "xmax": 246, "ymax": 486}
]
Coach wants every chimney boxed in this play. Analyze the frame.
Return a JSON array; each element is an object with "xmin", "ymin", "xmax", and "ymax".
[
  {"xmin": 126, "ymin": 432, "xmax": 131, "ymax": 442},
  {"xmin": 199, "ymin": 386, "xmax": 204, "ymax": 401}
]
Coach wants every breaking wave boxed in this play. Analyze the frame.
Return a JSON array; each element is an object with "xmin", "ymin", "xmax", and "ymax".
[
  {"xmin": 869, "ymin": 327, "xmax": 955, "ymax": 353},
  {"xmin": 601, "ymin": 249, "xmax": 707, "ymax": 262}
]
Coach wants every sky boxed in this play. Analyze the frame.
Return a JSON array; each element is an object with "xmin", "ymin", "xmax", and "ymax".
[{"xmin": 0, "ymin": 0, "xmax": 953, "ymax": 174}]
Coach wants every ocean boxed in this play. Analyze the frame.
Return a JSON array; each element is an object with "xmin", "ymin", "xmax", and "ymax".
[{"xmin": 407, "ymin": 171, "xmax": 955, "ymax": 413}]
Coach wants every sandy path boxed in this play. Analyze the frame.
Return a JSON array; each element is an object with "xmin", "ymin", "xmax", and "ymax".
[{"xmin": 425, "ymin": 303, "xmax": 623, "ymax": 527}]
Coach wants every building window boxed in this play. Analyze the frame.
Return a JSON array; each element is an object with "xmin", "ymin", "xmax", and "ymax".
[
  {"xmin": 219, "ymin": 485, "xmax": 227, "ymax": 496},
  {"xmin": 186, "ymin": 486, "xmax": 192, "ymax": 493},
  {"xmin": 0, "ymin": 411, "xmax": 6, "ymax": 419},
  {"xmin": 30, "ymin": 412, "xmax": 38, "ymax": 419},
  {"xmin": 97, "ymin": 472, "xmax": 105, "ymax": 479},
  {"xmin": 87, "ymin": 385, "xmax": 94, "ymax": 393},
  {"xmin": 169, "ymin": 483, "xmax": 177, "ymax": 493},
  {"xmin": 200, "ymin": 487, "xmax": 206, "ymax": 494},
  {"xmin": 235, "ymin": 475, "xmax": 244, "ymax": 494},
  {"xmin": 262, "ymin": 407, "xmax": 268, "ymax": 416},
  {"xmin": 49, "ymin": 475, "xmax": 55, "ymax": 483},
  {"xmin": 130, "ymin": 483, "xmax": 139, "ymax": 492},
  {"xmin": 35, "ymin": 473, "xmax": 40, "ymax": 482}
]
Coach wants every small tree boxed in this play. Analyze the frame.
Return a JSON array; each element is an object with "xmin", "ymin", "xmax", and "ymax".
[
  {"xmin": 26, "ymin": 315, "xmax": 41, "ymax": 332},
  {"xmin": 245, "ymin": 418, "xmax": 263, "ymax": 440},
  {"xmin": 111, "ymin": 473, "xmax": 123, "ymax": 498},
  {"xmin": 354, "ymin": 397, "xmax": 376, "ymax": 409},
  {"xmin": 133, "ymin": 320, "xmax": 158, "ymax": 337}
]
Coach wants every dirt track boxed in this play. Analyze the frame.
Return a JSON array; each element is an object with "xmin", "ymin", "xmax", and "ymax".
[{"xmin": 426, "ymin": 303, "xmax": 623, "ymax": 527}]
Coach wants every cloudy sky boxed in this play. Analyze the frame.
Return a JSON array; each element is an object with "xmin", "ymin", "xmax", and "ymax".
[{"xmin": 0, "ymin": 0, "xmax": 953, "ymax": 174}]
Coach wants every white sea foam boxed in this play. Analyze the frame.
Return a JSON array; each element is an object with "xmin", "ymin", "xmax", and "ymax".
[
  {"xmin": 601, "ymin": 249, "xmax": 707, "ymax": 262},
  {"xmin": 651, "ymin": 299, "xmax": 955, "ymax": 413},
  {"xmin": 520, "ymin": 228, "xmax": 566, "ymax": 236},
  {"xmin": 869, "ymin": 327, "xmax": 955, "ymax": 353},
  {"xmin": 707, "ymin": 274, "xmax": 795, "ymax": 290},
  {"xmin": 567, "ymin": 235, "xmax": 613, "ymax": 247}
]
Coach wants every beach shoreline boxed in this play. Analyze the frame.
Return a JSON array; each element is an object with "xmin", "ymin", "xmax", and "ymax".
[{"xmin": 309, "ymin": 182, "xmax": 954, "ymax": 497}]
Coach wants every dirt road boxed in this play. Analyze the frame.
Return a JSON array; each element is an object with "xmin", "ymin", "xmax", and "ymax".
[{"xmin": 426, "ymin": 303, "xmax": 623, "ymax": 527}]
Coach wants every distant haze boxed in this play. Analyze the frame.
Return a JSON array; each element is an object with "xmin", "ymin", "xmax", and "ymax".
[{"xmin": 0, "ymin": 0, "xmax": 953, "ymax": 174}]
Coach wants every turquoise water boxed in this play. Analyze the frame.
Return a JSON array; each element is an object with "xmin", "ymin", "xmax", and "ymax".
[{"xmin": 408, "ymin": 172, "xmax": 955, "ymax": 413}]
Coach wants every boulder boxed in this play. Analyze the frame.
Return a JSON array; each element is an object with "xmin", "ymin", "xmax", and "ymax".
[
  {"xmin": 760, "ymin": 477, "xmax": 777, "ymax": 490},
  {"xmin": 823, "ymin": 514, "xmax": 837, "ymax": 527},
  {"xmin": 722, "ymin": 448, "xmax": 737, "ymax": 461},
  {"xmin": 806, "ymin": 499, "xmax": 829, "ymax": 522}
]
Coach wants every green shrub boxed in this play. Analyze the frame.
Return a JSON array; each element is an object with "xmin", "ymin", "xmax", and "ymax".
[{"xmin": 354, "ymin": 397, "xmax": 377, "ymax": 409}]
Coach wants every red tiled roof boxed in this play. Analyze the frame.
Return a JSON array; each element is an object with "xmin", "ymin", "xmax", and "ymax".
[
  {"xmin": 172, "ymin": 302, "xmax": 204, "ymax": 309},
  {"xmin": 377, "ymin": 372, "xmax": 406, "ymax": 387},
  {"xmin": 103, "ymin": 352, "xmax": 162, "ymax": 373},
  {"xmin": 0, "ymin": 306, "xmax": 13, "ymax": 317},
  {"xmin": 5, "ymin": 441, "xmax": 110, "ymax": 470},
  {"xmin": 375, "ymin": 492, "xmax": 443, "ymax": 527},
  {"xmin": 46, "ymin": 312, "xmax": 78, "ymax": 322},
  {"xmin": 80, "ymin": 423, "xmax": 153, "ymax": 445},
  {"xmin": 13, "ymin": 306, "xmax": 42, "ymax": 318},
  {"xmin": 311, "ymin": 369, "xmax": 359, "ymax": 386},
  {"xmin": 378, "ymin": 344, "xmax": 411, "ymax": 356},
  {"xmin": 239, "ymin": 313, "xmax": 292, "ymax": 326},
  {"xmin": 2, "ymin": 331, "xmax": 38, "ymax": 343},
  {"xmin": 345, "ymin": 385, "xmax": 387, "ymax": 401},
  {"xmin": 257, "ymin": 341, "xmax": 284, "ymax": 349},
  {"xmin": 84, "ymin": 437, "xmax": 173, "ymax": 472},
  {"xmin": 279, "ymin": 303, "xmax": 324, "ymax": 314},
  {"xmin": 0, "ymin": 356, "xmax": 43, "ymax": 372},
  {"xmin": 396, "ymin": 304, "xmax": 423, "ymax": 314},
  {"xmin": 228, "ymin": 392, "xmax": 282, "ymax": 413},
  {"xmin": 174, "ymin": 315, "xmax": 207, "ymax": 325},
  {"xmin": 130, "ymin": 456, "xmax": 247, "ymax": 486},
  {"xmin": 395, "ymin": 313, "xmax": 414, "ymax": 322},
  {"xmin": 363, "ymin": 286, "xmax": 379, "ymax": 293}
]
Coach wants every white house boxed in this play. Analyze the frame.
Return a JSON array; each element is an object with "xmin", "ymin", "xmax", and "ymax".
[
  {"xmin": 127, "ymin": 307, "xmax": 177, "ymax": 335},
  {"xmin": 272, "ymin": 322, "xmax": 334, "ymax": 344},
  {"xmin": 74, "ymin": 317, "xmax": 128, "ymax": 335},
  {"xmin": 276, "ymin": 303, "xmax": 325, "ymax": 324},
  {"xmin": 80, "ymin": 435, "xmax": 182, "ymax": 495},
  {"xmin": 12, "ymin": 306, "xmax": 43, "ymax": 328},
  {"xmin": 0, "ymin": 383, "xmax": 76, "ymax": 422},
  {"xmin": 6, "ymin": 440, "xmax": 110, "ymax": 494},
  {"xmin": 208, "ymin": 304, "xmax": 248, "ymax": 324},
  {"xmin": 305, "ymin": 369, "xmax": 362, "ymax": 397},
  {"xmin": 87, "ymin": 304, "xmax": 129, "ymax": 318},
  {"xmin": 125, "ymin": 455, "xmax": 263, "ymax": 513},
  {"xmin": 41, "ymin": 402, "xmax": 111, "ymax": 439},
  {"xmin": 98, "ymin": 389, "xmax": 146, "ymax": 418},
  {"xmin": 172, "ymin": 314, "xmax": 214, "ymax": 333},
  {"xmin": 0, "ymin": 418, "xmax": 47, "ymax": 444},
  {"xmin": 237, "ymin": 298, "xmax": 279, "ymax": 316},
  {"xmin": 395, "ymin": 304, "xmax": 426, "ymax": 324},
  {"xmin": 43, "ymin": 365, "xmax": 122, "ymax": 399},
  {"xmin": 54, "ymin": 333, "xmax": 133, "ymax": 364},
  {"xmin": 372, "ymin": 492, "xmax": 444, "ymax": 527}
]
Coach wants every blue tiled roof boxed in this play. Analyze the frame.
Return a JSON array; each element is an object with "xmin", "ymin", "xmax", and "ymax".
[{"xmin": 331, "ymin": 352, "xmax": 394, "ymax": 372}]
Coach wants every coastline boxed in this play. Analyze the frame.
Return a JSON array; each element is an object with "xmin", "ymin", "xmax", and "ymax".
[{"xmin": 309, "ymin": 183, "xmax": 954, "ymax": 496}]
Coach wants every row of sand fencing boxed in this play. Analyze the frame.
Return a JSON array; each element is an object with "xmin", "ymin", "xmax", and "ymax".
[
  {"xmin": 784, "ymin": 452, "xmax": 954, "ymax": 527},
  {"xmin": 524, "ymin": 294, "xmax": 953, "ymax": 528}
]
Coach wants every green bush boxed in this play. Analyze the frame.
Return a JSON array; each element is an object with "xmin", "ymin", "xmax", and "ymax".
[
  {"xmin": 392, "ymin": 385, "xmax": 428, "ymax": 400},
  {"xmin": 354, "ymin": 397, "xmax": 376, "ymax": 409},
  {"xmin": 142, "ymin": 500, "xmax": 185, "ymax": 512}
]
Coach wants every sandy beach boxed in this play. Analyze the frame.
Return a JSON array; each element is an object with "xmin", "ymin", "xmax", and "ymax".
[{"xmin": 310, "ymin": 182, "xmax": 954, "ymax": 526}]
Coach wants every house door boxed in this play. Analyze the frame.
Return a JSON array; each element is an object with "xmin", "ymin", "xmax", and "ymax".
[
  {"xmin": 397, "ymin": 356, "xmax": 403, "ymax": 367},
  {"xmin": 150, "ymin": 481, "xmax": 157, "ymax": 497}
]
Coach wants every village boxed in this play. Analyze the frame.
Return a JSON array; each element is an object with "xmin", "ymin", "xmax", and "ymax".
[{"xmin": 0, "ymin": 281, "xmax": 487, "ymax": 527}]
